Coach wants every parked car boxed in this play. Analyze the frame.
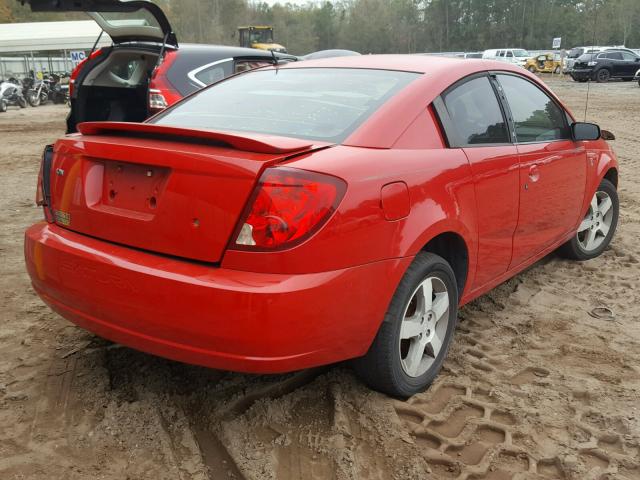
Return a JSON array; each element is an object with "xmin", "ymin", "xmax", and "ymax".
[
  {"xmin": 525, "ymin": 53, "xmax": 563, "ymax": 73},
  {"xmin": 565, "ymin": 46, "xmax": 610, "ymax": 71},
  {"xmin": 482, "ymin": 48, "xmax": 531, "ymax": 68},
  {"xmin": 570, "ymin": 49, "xmax": 640, "ymax": 82},
  {"xmin": 19, "ymin": 0, "xmax": 294, "ymax": 133},
  {"xmin": 25, "ymin": 54, "xmax": 619, "ymax": 398}
]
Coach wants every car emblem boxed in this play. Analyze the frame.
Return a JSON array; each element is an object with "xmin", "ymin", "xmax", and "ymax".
[{"xmin": 56, "ymin": 168, "xmax": 65, "ymax": 176}]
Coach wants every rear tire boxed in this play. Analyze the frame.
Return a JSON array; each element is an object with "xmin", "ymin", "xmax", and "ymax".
[
  {"xmin": 18, "ymin": 97, "xmax": 27, "ymax": 108},
  {"xmin": 596, "ymin": 68, "xmax": 611, "ymax": 83},
  {"xmin": 558, "ymin": 179, "xmax": 618, "ymax": 261},
  {"xmin": 353, "ymin": 252, "xmax": 458, "ymax": 398},
  {"xmin": 528, "ymin": 66, "xmax": 536, "ymax": 73},
  {"xmin": 0, "ymin": 100, "xmax": 6, "ymax": 113}
]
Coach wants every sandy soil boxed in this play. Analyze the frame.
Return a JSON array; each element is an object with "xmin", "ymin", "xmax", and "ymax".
[{"xmin": 1, "ymin": 77, "xmax": 639, "ymax": 480}]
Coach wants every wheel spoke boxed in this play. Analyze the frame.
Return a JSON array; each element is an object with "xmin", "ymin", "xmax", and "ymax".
[
  {"xmin": 591, "ymin": 194, "xmax": 598, "ymax": 213},
  {"xmin": 578, "ymin": 216, "xmax": 593, "ymax": 233},
  {"xmin": 425, "ymin": 330, "xmax": 444, "ymax": 358},
  {"xmin": 432, "ymin": 292, "xmax": 449, "ymax": 321},
  {"xmin": 598, "ymin": 196, "xmax": 612, "ymax": 216},
  {"xmin": 598, "ymin": 222, "xmax": 610, "ymax": 238},
  {"xmin": 420, "ymin": 279, "xmax": 433, "ymax": 312},
  {"xmin": 405, "ymin": 339, "xmax": 425, "ymax": 376},
  {"xmin": 400, "ymin": 318, "xmax": 423, "ymax": 340},
  {"xmin": 584, "ymin": 228, "xmax": 597, "ymax": 250}
]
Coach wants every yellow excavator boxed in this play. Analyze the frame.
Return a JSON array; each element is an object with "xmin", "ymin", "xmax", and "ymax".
[{"xmin": 237, "ymin": 26, "xmax": 287, "ymax": 53}]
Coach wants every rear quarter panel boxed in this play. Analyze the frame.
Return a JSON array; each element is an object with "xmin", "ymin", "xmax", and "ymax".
[{"xmin": 222, "ymin": 144, "xmax": 478, "ymax": 279}]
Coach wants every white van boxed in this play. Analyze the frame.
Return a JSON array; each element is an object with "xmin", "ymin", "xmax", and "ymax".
[{"xmin": 482, "ymin": 48, "xmax": 531, "ymax": 68}]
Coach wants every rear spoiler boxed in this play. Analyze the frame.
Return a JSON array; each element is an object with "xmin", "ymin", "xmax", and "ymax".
[{"xmin": 77, "ymin": 122, "xmax": 328, "ymax": 155}]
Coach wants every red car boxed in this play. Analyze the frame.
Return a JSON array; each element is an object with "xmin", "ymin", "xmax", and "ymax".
[{"xmin": 25, "ymin": 55, "xmax": 619, "ymax": 397}]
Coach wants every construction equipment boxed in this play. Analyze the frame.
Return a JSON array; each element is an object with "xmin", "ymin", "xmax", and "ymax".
[{"xmin": 237, "ymin": 26, "xmax": 287, "ymax": 53}]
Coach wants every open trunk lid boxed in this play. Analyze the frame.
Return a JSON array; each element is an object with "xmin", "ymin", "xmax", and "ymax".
[
  {"xmin": 18, "ymin": 0, "xmax": 177, "ymax": 46},
  {"xmin": 47, "ymin": 122, "xmax": 329, "ymax": 262}
]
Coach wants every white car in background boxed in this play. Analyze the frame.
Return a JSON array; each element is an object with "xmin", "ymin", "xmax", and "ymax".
[{"xmin": 482, "ymin": 48, "xmax": 530, "ymax": 68}]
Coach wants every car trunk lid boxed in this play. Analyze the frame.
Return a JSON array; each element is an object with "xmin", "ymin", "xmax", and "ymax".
[
  {"xmin": 18, "ymin": 0, "xmax": 178, "ymax": 47},
  {"xmin": 47, "ymin": 122, "xmax": 330, "ymax": 262}
]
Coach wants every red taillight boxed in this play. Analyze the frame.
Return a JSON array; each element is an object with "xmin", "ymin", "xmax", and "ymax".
[
  {"xmin": 232, "ymin": 168, "xmax": 346, "ymax": 250},
  {"xmin": 148, "ymin": 49, "xmax": 181, "ymax": 113},
  {"xmin": 69, "ymin": 48, "xmax": 104, "ymax": 97}
]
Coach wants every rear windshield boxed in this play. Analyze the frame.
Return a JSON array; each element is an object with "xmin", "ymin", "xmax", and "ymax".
[{"xmin": 152, "ymin": 68, "xmax": 420, "ymax": 143}]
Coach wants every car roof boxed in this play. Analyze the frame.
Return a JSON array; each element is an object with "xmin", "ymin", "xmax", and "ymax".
[
  {"xmin": 177, "ymin": 43, "xmax": 277, "ymax": 57},
  {"xmin": 279, "ymin": 53, "xmax": 524, "ymax": 77},
  {"xmin": 268, "ymin": 54, "xmax": 548, "ymax": 149}
]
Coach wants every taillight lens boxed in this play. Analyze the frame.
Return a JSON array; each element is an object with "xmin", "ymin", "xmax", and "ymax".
[
  {"xmin": 148, "ymin": 50, "xmax": 181, "ymax": 113},
  {"xmin": 232, "ymin": 168, "xmax": 346, "ymax": 250}
]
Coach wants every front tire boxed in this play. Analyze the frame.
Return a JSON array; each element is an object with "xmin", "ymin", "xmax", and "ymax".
[
  {"xmin": 28, "ymin": 91, "xmax": 40, "ymax": 107},
  {"xmin": 559, "ymin": 178, "xmax": 619, "ymax": 260},
  {"xmin": 596, "ymin": 68, "xmax": 611, "ymax": 83},
  {"xmin": 0, "ymin": 100, "xmax": 6, "ymax": 113},
  {"xmin": 18, "ymin": 97, "xmax": 27, "ymax": 108},
  {"xmin": 353, "ymin": 252, "xmax": 459, "ymax": 398}
]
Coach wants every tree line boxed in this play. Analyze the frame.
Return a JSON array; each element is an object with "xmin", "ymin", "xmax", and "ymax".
[{"xmin": 2, "ymin": 0, "xmax": 639, "ymax": 56}]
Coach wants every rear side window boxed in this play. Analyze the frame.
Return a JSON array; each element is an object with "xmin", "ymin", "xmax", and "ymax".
[
  {"xmin": 442, "ymin": 76, "xmax": 509, "ymax": 146},
  {"xmin": 606, "ymin": 52, "xmax": 623, "ymax": 60},
  {"xmin": 496, "ymin": 74, "xmax": 570, "ymax": 143},
  {"xmin": 153, "ymin": 68, "xmax": 420, "ymax": 143}
]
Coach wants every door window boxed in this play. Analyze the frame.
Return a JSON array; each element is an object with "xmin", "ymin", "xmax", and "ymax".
[
  {"xmin": 621, "ymin": 52, "xmax": 638, "ymax": 61},
  {"xmin": 605, "ymin": 52, "xmax": 623, "ymax": 60},
  {"xmin": 506, "ymin": 51, "xmax": 514, "ymax": 58},
  {"xmin": 496, "ymin": 74, "xmax": 570, "ymax": 143},
  {"xmin": 442, "ymin": 76, "xmax": 510, "ymax": 146}
]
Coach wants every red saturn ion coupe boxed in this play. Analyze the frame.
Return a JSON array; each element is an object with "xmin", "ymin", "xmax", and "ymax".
[{"xmin": 25, "ymin": 55, "xmax": 619, "ymax": 397}]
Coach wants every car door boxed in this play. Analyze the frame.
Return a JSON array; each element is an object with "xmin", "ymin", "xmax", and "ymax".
[
  {"xmin": 621, "ymin": 51, "xmax": 640, "ymax": 77},
  {"xmin": 434, "ymin": 74, "xmax": 520, "ymax": 289},
  {"xmin": 495, "ymin": 73, "xmax": 587, "ymax": 268},
  {"xmin": 604, "ymin": 52, "xmax": 624, "ymax": 77}
]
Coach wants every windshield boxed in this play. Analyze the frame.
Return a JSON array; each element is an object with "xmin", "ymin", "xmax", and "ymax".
[
  {"xmin": 152, "ymin": 68, "xmax": 420, "ymax": 143},
  {"xmin": 95, "ymin": 10, "xmax": 161, "ymax": 29},
  {"xmin": 513, "ymin": 49, "xmax": 530, "ymax": 58},
  {"xmin": 250, "ymin": 29, "xmax": 274, "ymax": 44}
]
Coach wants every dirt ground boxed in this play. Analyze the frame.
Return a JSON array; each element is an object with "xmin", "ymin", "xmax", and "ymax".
[{"xmin": 1, "ymin": 76, "xmax": 639, "ymax": 480}]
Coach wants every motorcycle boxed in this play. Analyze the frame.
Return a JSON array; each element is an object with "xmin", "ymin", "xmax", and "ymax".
[
  {"xmin": 48, "ymin": 74, "xmax": 69, "ymax": 104},
  {"xmin": 27, "ymin": 77, "xmax": 51, "ymax": 107},
  {"xmin": 0, "ymin": 79, "xmax": 28, "ymax": 109}
]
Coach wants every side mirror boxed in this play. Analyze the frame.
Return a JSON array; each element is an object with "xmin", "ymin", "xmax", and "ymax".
[{"xmin": 572, "ymin": 122, "xmax": 601, "ymax": 141}]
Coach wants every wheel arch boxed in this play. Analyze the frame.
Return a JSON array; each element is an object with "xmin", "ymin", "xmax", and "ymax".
[
  {"xmin": 420, "ymin": 231, "xmax": 470, "ymax": 298},
  {"xmin": 603, "ymin": 167, "xmax": 618, "ymax": 188}
]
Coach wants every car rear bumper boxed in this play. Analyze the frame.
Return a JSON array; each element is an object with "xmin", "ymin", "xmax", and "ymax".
[{"xmin": 25, "ymin": 222, "xmax": 410, "ymax": 373}]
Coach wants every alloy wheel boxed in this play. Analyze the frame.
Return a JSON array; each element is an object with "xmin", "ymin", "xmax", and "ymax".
[
  {"xmin": 398, "ymin": 276, "xmax": 450, "ymax": 378},
  {"xmin": 577, "ymin": 190, "xmax": 614, "ymax": 252}
]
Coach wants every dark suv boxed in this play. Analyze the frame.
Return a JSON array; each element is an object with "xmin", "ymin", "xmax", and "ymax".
[
  {"xmin": 570, "ymin": 49, "xmax": 640, "ymax": 82},
  {"xmin": 19, "ymin": 0, "xmax": 295, "ymax": 132}
]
